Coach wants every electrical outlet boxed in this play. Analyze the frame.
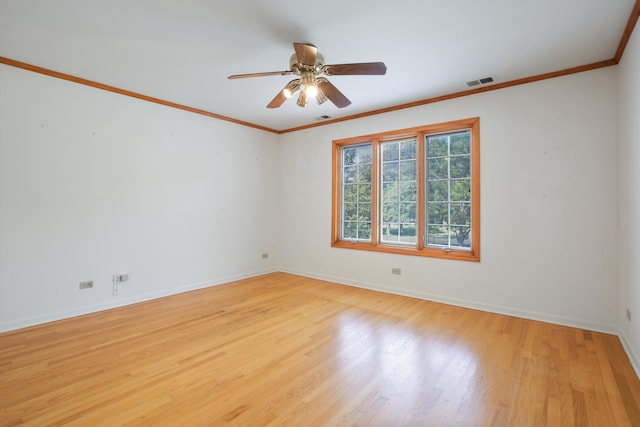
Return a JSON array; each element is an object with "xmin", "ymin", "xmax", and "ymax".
[
  {"xmin": 113, "ymin": 275, "xmax": 121, "ymax": 296},
  {"xmin": 79, "ymin": 280, "xmax": 93, "ymax": 290},
  {"xmin": 392, "ymin": 268, "xmax": 401, "ymax": 275},
  {"xmin": 627, "ymin": 308, "xmax": 632, "ymax": 322},
  {"xmin": 262, "ymin": 253, "xmax": 269, "ymax": 259}
]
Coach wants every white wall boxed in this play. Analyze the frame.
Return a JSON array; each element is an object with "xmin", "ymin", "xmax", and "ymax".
[
  {"xmin": 0, "ymin": 57, "xmax": 625, "ymax": 341},
  {"xmin": 0, "ymin": 65, "xmax": 279, "ymax": 332},
  {"xmin": 618, "ymin": 26, "xmax": 640, "ymax": 373},
  {"xmin": 278, "ymin": 67, "xmax": 619, "ymax": 333}
]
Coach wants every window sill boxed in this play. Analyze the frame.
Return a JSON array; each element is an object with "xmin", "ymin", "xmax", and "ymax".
[{"xmin": 331, "ymin": 239, "xmax": 480, "ymax": 262}]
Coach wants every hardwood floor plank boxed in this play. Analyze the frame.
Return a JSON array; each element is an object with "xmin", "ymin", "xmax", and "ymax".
[{"xmin": 1, "ymin": 272, "xmax": 639, "ymax": 426}]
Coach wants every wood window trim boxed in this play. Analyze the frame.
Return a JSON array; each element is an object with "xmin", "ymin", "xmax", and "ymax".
[{"xmin": 331, "ymin": 117, "xmax": 480, "ymax": 262}]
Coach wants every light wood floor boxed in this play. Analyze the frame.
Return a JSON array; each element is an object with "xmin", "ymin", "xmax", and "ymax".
[{"xmin": 1, "ymin": 272, "xmax": 639, "ymax": 426}]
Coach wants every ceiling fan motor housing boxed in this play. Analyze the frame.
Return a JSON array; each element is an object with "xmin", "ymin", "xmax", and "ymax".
[{"xmin": 290, "ymin": 52, "xmax": 325, "ymax": 74}]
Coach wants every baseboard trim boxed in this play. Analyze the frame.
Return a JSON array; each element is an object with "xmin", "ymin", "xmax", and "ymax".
[
  {"xmin": 0, "ymin": 268, "xmax": 277, "ymax": 333},
  {"xmin": 619, "ymin": 332, "xmax": 640, "ymax": 380},
  {"xmin": 280, "ymin": 267, "xmax": 618, "ymax": 335}
]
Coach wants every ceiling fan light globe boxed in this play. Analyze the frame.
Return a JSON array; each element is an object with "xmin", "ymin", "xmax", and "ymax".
[
  {"xmin": 317, "ymin": 89, "xmax": 328, "ymax": 105},
  {"xmin": 305, "ymin": 84, "xmax": 318, "ymax": 98},
  {"xmin": 297, "ymin": 90, "xmax": 308, "ymax": 107},
  {"xmin": 283, "ymin": 80, "xmax": 301, "ymax": 99}
]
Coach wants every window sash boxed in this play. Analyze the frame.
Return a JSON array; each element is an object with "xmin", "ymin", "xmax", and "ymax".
[
  {"xmin": 340, "ymin": 143, "xmax": 373, "ymax": 241},
  {"xmin": 380, "ymin": 138, "xmax": 417, "ymax": 245},
  {"xmin": 425, "ymin": 130, "xmax": 472, "ymax": 250}
]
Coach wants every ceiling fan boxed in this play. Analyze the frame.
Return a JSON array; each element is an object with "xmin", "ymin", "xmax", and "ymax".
[{"xmin": 228, "ymin": 42, "xmax": 387, "ymax": 109}]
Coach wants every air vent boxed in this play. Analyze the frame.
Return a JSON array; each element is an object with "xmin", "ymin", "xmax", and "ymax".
[{"xmin": 467, "ymin": 76, "xmax": 495, "ymax": 87}]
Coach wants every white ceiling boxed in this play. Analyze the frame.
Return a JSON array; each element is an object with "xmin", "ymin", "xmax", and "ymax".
[{"xmin": 0, "ymin": 0, "xmax": 636, "ymax": 132}]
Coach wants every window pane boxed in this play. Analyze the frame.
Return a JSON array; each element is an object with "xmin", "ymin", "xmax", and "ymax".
[
  {"xmin": 450, "ymin": 155, "xmax": 470, "ymax": 179},
  {"xmin": 382, "ymin": 182, "xmax": 398, "ymax": 203},
  {"xmin": 449, "ymin": 226, "xmax": 471, "ymax": 248},
  {"xmin": 344, "ymin": 184, "xmax": 357, "ymax": 202},
  {"xmin": 399, "ymin": 224, "xmax": 417, "ymax": 243},
  {"xmin": 359, "ymin": 203, "xmax": 371, "ymax": 221},
  {"xmin": 427, "ymin": 225, "xmax": 448, "ymax": 246},
  {"xmin": 382, "ymin": 142, "xmax": 399, "ymax": 161},
  {"xmin": 400, "ymin": 160, "xmax": 416, "ymax": 181},
  {"xmin": 356, "ymin": 146, "xmax": 372, "ymax": 163},
  {"xmin": 382, "ymin": 202, "xmax": 399, "ymax": 223},
  {"xmin": 344, "ymin": 203, "xmax": 357, "ymax": 220},
  {"xmin": 382, "ymin": 162, "xmax": 399, "ymax": 182},
  {"xmin": 399, "ymin": 181, "xmax": 416, "ymax": 202},
  {"xmin": 358, "ymin": 184, "xmax": 371, "ymax": 202},
  {"xmin": 427, "ymin": 202, "xmax": 448, "ymax": 225},
  {"xmin": 381, "ymin": 223, "xmax": 416, "ymax": 243},
  {"xmin": 451, "ymin": 179, "xmax": 470, "ymax": 202},
  {"xmin": 427, "ymin": 157, "xmax": 448, "ymax": 180},
  {"xmin": 384, "ymin": 223, "xmax": 400, "ymax": 242},
  {"xmin": 359, "ymin": 222, "xmax": 371, "ymax": 240},
  {"xmin": 400, "ymin": 139, "xmax": 417, "ymax": 160},
  {"xmin": 357, "ymin": 163, "xmax": 372, "ymax": 183},
  {"xmin": 343, "ymin": 165, "xmax": 357, "ymax": 183},
  {"xmin": 427, "ymin": 136, "xmax": 448, "ymax": 157},
  {"xmin": 450, "ymin": 203, "xmax": 471, "ymax": 226},
  {"xmin": 343, "ymin": 147, "xmax": 358, "ymax": 166},
  {"xmin": 400, "ymin": 202, "xmax": 416, "ymax": 223},
  {"xmin": 427, "ymin": 180, "xmax": 449, "ymax": 202},
  {"xmin": 343, "ymin": 222, "xmax": 357, "ymax": 238},
  {"xmin": 450, "ymin": 132, "xmax": 470, "ymax": 155}
]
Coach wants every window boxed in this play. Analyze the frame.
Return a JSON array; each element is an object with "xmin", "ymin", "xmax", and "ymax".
[{"xmin": 332, "ymin": 117, "xmax": 480, "ymax": 261}]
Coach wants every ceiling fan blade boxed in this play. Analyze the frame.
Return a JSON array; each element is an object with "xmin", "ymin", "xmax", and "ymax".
[
  {"xmin": 323, "ymin": 62, "xmax": 387, "ymax": 76},
  {"xmin": 228, "ymin": 70, "xmax": 292, "ymax": 79},
  {"xmin": 316, "ymin": 78, "xmax": 351, "ymax": 108},
  {"xmin": 293, "ymin": 43, "xmax": 318, "ymax": 67},
  {"xmin": 267, "ymin": 90, "xmax": 288, "ymax": 108}
]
